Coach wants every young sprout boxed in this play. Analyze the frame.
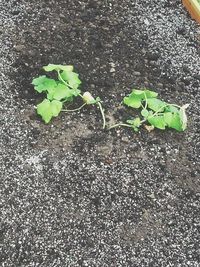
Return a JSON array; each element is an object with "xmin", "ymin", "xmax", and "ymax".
[
  {"xmin": 109, "ymin": 89, "xmax": 189, "ymax": 132},
  {"xmin": 32, "ymin": 64, "xmax": 106, "ymax": 128}
]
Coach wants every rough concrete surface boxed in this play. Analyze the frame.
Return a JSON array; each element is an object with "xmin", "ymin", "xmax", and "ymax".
[{"xmin": 0, "ymin": 0, "xmax": 200, "ymax": 266}]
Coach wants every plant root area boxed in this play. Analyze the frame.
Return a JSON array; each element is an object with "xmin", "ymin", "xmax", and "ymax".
[{"xmin": 0, "ymin": 0, "xmax": 200, "ymax": 266}]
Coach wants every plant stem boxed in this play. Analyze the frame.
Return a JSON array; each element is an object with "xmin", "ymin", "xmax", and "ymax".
[
  {"xmin": 57, "ymin": 70, "xmax": 83, "ymax": 100},
  {"xmin": 78, "ymin": 93, "xmax": 84, "ymax": 99},
  {"xmin": 97, "ymin": 102, "xmax": 106, "ymax": 129},
  {"xmin": 168, "ymin": 103, "xmax": 181, "ymax": 108},
  {"xmin": 148, "ymin": 103, "xmax": 180, "ymax": 119},
  {"xmin": 57, "ymin": 70, "xmax": 70, "ymax": 87},
  {"xmin": 62, "ymin": 103, "xmax": 86, "ymax": 112},
  {"xmin": 108, "ymin": 123, "xmax": 132, "ymax": 130},
  {"xmin": 144, "ymin": 92, "xmax": 148, "ymax": 110}
]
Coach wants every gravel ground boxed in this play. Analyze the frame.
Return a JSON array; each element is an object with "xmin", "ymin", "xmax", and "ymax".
[{"xmin": 0, "ymin": 0, "xmax": 200, "ymax": 266}]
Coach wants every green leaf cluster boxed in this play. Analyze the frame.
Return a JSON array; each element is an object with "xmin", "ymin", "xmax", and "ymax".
[
  {"xmin": 32, "ymin": 64, "xmax": 189, "ymax": 132},
  {"xmin": 123, "ymin": 89, "xmax": 189, "ymax": 132},
  {"xmin": 32, "ymin": 64, "xmax": 82, "ymax": 123},
  {"xmin": 32, "ymin": 64, "xmax": 105, "ymax": 127}
]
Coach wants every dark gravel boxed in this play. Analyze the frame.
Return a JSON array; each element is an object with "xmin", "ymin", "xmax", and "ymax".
[{"xmin": 0, "ymin": 0, "xmax": 200, "ymax": 266}]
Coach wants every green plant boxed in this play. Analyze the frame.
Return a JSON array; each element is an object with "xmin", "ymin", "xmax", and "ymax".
[
  {"xmin": 32, "ymin": 64, "xmax": 105, "ymax": 128},
  {"xmin": 109, "ymin": 89, "xmax": 189, "ymax": 132}
]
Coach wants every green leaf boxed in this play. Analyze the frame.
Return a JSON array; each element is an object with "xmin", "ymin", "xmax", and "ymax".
[
  {"xmin": 37, "ymin": 99, "xmax": 52, "ymax": 123},
  {"xmin": 148, "ymin": 115, "xmax": 166, "ymax": 130},
  {"xmin": 32, "ymin": 75, "xmax": 47, "ymax": 86},
  {"xmin": 130, "ymin": 89, "xmax": 158, "ymax": 98},
  {"xmin": 164, "ymin": 112, "xmax": 183, "ymax": 131},
  {"xmin": 123, "ymin": 89, "xmax": 158, "ymax": 109},
  {"xmin": 123, "ymin": 92, "xmax": 143, "ymax": 108},
  {"xmin": 127, "ymin": 118, "xmax": 141, "ymax": 127},
  {"xmin": 53, "ymin": 84, "xmax": 74, "ymax": 101},
  {"xmin": 43, "ymin": 64, "xmax": 74, "ymax": 72},
  {"xmin": 60, "ymin": 70, "xmax": 82, "ymax": 90},
  {"xmin": 50, "ymin": 100, "xmax": 63, "ymax": 116},
  {"xmin": 131, "ymin": 89, "xmax": 145, "ymax": 95},
  {"xmin": 133, "ymin": 118, "xmax": 141, "ymax": 127},
  {"xmin": 46, "ymin": 87, "xmax": 56, "ymax": 100},
  {"xmin": 163, "ymin": 112, "xmax": 173, "ymax": 126},
  {"xmin": 147, "ymin": 98, "xmax": 166, "ymax": 112},
  {"xmin": 165, "ymin": 105, "xmax": 179, "ymax": 113},
  {"xmin": 37, "ymin": 99, "xmax": 62, "ymax": 123},
  {"xmin": 144, "ymin": 90, "xmax": 158, "ymax": 98},
  {"xmin": 71, "ymin": 88, "xmax": 81, "ymax": 96},
  {"xmin": 32, "ymin": 76, "xmax": 57, "ymax": 93},
  {"xmin": 127, "ymin": 118, "xmax": 141, "ymax": 131},
  {"xmin": 141, "ymin": 109, "xmax": 149, "ymax": 118}
]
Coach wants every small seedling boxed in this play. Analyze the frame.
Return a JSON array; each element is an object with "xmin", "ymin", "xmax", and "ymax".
[
  {"xmin": 32, "ymin": 64, "xmax": 105, "ymax": 128},
  {"xmin": 109, "ymin": 89, "xmax": 189, "ymax": 132}
]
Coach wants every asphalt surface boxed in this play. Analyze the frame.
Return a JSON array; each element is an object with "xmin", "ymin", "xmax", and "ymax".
[{"xmin": 0, "ymin": 0, "xmax": 200, "ymax": 266}]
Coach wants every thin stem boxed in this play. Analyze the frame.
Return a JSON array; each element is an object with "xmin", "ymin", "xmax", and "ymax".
[
  {"xmin": 144, "ymin": 92, "xmax": 148, "ymax": 110},
  {"xmin": 149, "ymin": 103, "xmax": 180, "ymax": 119},
  {"xmin": 62, "ymin": 103, "xmax": 86, "ymax": 112},
  {"xmin": 78, "ymin": 93, "xmax": 84, "ymax": 99},
  {"xmin": 140, "ymin": 118, "xmax": 147, "ymax": 124},
  {"xmin": 57, "ymin": 70, "xmax": 70, "ymax": 87},
  {"xmin": 58, "ymin": 70, "xmax": 83, "ymax": 100},
  {"xmin": 108, "ymin": 123, "xmax": 132, "ymax": 130},
  {"xmin": 98, "ymin": 102, "xmax": 106, "ymax": 129},
  {"xmin": 168, "ymin": 103, "xmax": 181, "ymax": 108}
]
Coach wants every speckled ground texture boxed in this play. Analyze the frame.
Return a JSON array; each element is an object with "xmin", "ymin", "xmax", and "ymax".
[{"xmin": 0, "ymin": 0, "xmax": 200, "ymax": 266}]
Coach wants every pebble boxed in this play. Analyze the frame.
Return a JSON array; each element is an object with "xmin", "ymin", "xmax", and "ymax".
[
  {"xmin": 133, "ymin": 71, "xmax": 141, "ymax": 76},
  {"xmin": 13, "ymin": 44, "xmax": 25, "ymax": 52}
]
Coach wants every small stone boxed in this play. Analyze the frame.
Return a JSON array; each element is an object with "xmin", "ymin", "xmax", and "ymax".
[
  {"xmin": 110, "ymin": 68, "xmax": 115, "ymax": 73},
  {"xmin": 14, "ymin": 45, "xmax": 25, "ymax": 52},
  {"xmin": 133, "ymin": 71, "xmax": 141, "ymax": 76},
  {"xmin": 110, "ymin": 62, "xmax": 115, "ymax": 67},
  {"xmin": 59, "ymin": 14, "xmax": 65, "ymax": 19},
  {"xmin": 121, "ymin": 136, "xmax": 129, "ymax": 143},
  {"xmin": 144, "ymin": 18, "xmax": 150, "ymax": 26}
]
